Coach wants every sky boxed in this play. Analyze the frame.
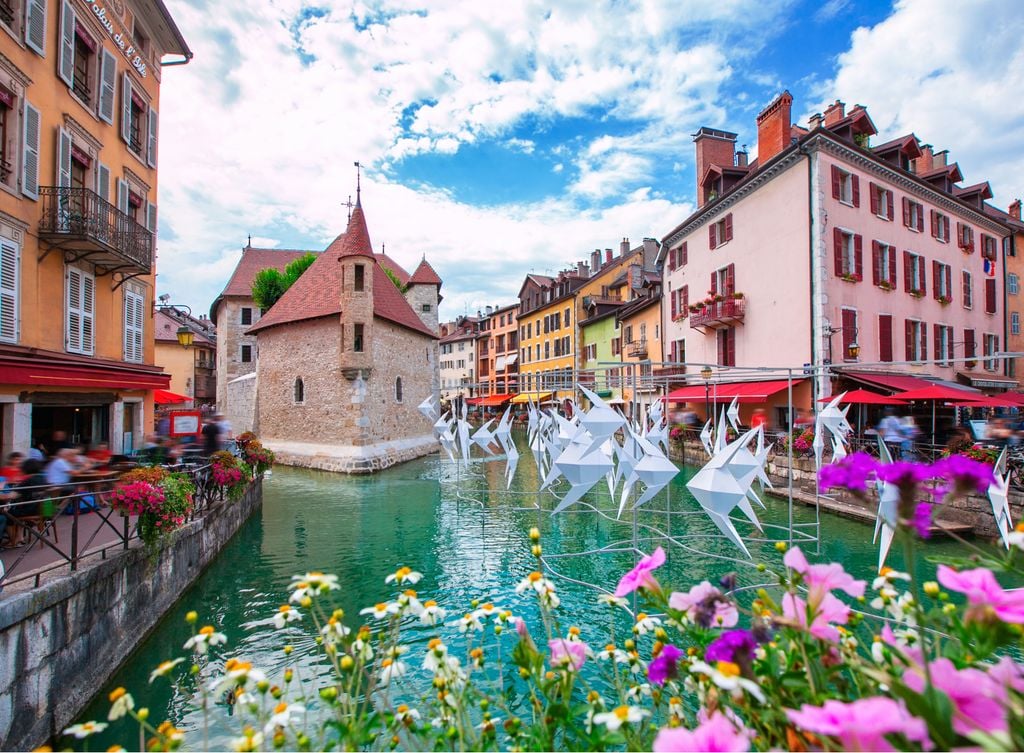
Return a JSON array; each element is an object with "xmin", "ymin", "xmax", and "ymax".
[{"xmin": 153, "ymin": 0, "xmax": 1024, "ymax": 322}]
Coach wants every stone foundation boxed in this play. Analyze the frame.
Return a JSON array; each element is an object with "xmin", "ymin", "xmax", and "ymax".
[{"xmin": 265, "ymin": 434, "xmax": 439, "ymax": 474}]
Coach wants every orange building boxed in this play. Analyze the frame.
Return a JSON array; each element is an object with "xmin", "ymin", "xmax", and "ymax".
[
  {"xmin": 0, "ymin": 0, "xmax": 189, "ymax": 454},
  {"xmin": 617, "ymin": 278, "xmax": 664, "ymax": 419},
  {"xmin": 476, "ymin": 302, "xmax": 519, "ymax": 398}
]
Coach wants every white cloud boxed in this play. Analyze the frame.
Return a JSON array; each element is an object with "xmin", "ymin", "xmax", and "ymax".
[{"xmin": 818, "ymin": 0, "xmax": 1024, "ymax": 208}]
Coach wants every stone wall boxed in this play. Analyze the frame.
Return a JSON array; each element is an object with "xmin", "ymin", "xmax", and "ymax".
[
  {"xmin": 226, "ymin": 373, "xmax": 257, "ymax": 435},
  {"xmin": 364, "ymin": 322, "xmax": 435, "ymax": 445},
  {"xmin": 0, "ymin": 480, "xmax": 263, "ymax": 751},
  {"xmin": 215, "ymin": 298, "xmax": 259, "ymax": 410}
]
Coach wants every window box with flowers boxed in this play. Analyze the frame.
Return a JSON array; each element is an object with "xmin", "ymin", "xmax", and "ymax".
[
  {"xmin": 877, "ymin": 281, "xmax": 895, "ymax": 292},
  {"xmin": 839, "ymin": 273, "xmax": 862, "ymax": 283},
  {"xmin": 938, "ymin": 295, "xmax": 952, "ymax": 306},
  {"xmin": 909, "ymin": 290, "xmax": 925, "ymax": 299}
]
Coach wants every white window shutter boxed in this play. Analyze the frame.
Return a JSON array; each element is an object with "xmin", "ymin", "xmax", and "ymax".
[
  {"xmin": 146, "ymin": 202, "xmax": 157, "ymax": 234},
  {"xmin": 116, "ymin": 179, "xmax": 128, "ymax": 215},
  {"xmin": 21, "ymin": 102, "xmax": 40, "ymax": 200},
  {"xmin": 81, "ymin": 271, "xmax": 94, "ymax": 354},
  {"xmin": 96, "ymin": 162, "xmax": 110, "ymax": 203},
  {"xmin": 124, "ymin": 288, "xmax": 143, "ymax": 362},
  {"xmin": 58, "ymin": 0, "xmax": 75, "ymax": 87},
  {"xmin": 56, "ymin": 127, "xmax": 72, "ymax": 188},
  {"xmin": 120, "ymin": 73, "xmax": 132, "ymax": 144},
  {"xmin": 146, "ymin": 107, "xmax": 157, "ymax": 167},
  {"xmin": 0, "ymin": 240, "xmax": 19, "ymax": 343},
  {"xmin": 24, "ymin": 0, "xmax": 46, "ymax": 56},
  {"xmin": 66, "ymin": 267, "xmax": 82, "ymax": 352},
  {"xmin": 98, "ymin": 49, "xmax": 117, "ymax": 124}
]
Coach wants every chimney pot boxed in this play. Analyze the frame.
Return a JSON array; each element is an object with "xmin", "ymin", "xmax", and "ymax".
[
  {"xmin": 755, "ymin": 90, "xmax": 794, "ymax": 166},
  {"xmin": 735, "ymin": 146, "xmax": 748, "ymax": 167},
  {"xmin": 809, "ymin": 112, "xmax": 823, "ymax": 130},
  {"xmin": 915, "ymin": 144, "xmax": 935, "ymax": 174},
  {"xmin": 605, "ymin": 249, "xmax": 613, "ymax": 264},
  {"xmin": 1011, "ymin": 199, "xmax": 1022, "ymax": 221},
  {"xmin": 823, "ymin": 99, "xmax": 845, "ymax": 127},
  {"xmin": 620, "ymin": 238, "xmax": 630, "ymax": 255},
  {"xmin": 591, "ymin": 249, "xmax": 601, "ymax": 270}
]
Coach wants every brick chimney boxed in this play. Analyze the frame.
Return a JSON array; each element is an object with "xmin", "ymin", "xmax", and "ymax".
[
  {"xmin": 620, "ymin": 237, "xmax": 631, "ymax": 256},
  {"xmin": 823, "ymin": 99, "xmax": 845, "ymax": 127},
  {"xmin": 1011, "ymin": 199, "xmax": 1022, "ymax": 221},
  {"xmin": 755, "ymin": 90, "xmax": 793, "ymax": 167},
  {"xmin": 915, "ymin": 144, "xmax": 934, "ymax": 174},
  {"xmin": 605, "ymin": 248, "xmax": 613, "ymax": 264},
  {"xmin": 692, "ymin": 127, "xmax": 737, "ymax": 208}
]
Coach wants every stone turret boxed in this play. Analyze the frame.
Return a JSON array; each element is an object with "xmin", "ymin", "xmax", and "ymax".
[
  {"xmin": 405, "ymin": 257, "xmax": 442, "ymax": 334},
  {"xmin": 337, "ymin": 196, "xmax": 375, "ymax": 382}
]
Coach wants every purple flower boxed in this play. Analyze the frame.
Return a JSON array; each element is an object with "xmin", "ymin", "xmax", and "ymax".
[
  {"xmin": 875, "ymin": 460, "xmax": 932, "ymax": 487},
  {"xmin": 932, "ymin": 454, "xmax": 995, "ymax": 494},
  {"xmin": 653, "ymin": 712, "xmax": 751, "ymax": 752},
  {"xmin": 937, "ymin": 565, "xmax": 1024, "ymax": 624},
  {"xmin": 614, "ymin": 546, "xmax": 666, "ymax": 597},
  {"xmin": 668, "ymin": 581, "xmax": 738, "ymax": 628},
  {"xmin": 786, "ymin": 697, "xmax": 932, "ymax": 751},
  {"xmin": 647, "ymin": 644, "xmax": 682, "ymax": 685},
  {"xmin": 548, "ymin": 638, "xmax": 588, "ymax": 671},
  {"xmin": 818, "ymin": 452, "xmax": 878, "ymax": 492},
  {"xmin": 704, "ymin": 630, "xmax": 757, "ymax": 664},
  {"xmin": 911, "ymin": 501, "xmax": 933, "ymax": 539}
]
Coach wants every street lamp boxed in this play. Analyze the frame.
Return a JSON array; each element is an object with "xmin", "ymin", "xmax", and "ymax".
[
  {"xmin": 156, "ymin": 302, "xmax": 195, "ymax": 349},
  {"xmin": 700, "ymin": 365, "xmax": 713, "ymax": 420},
  {"xmin": 826, "ymin": 326, "xmax": 859, "ymax": 363}
]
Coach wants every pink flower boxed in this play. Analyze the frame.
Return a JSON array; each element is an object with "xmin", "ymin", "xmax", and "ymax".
[
  {"xmin": 548, "ymin": 638, "xmax": 587, "ymax": 671},
  {"xmin": 668, "ymin": 581, "xmax": 739, "ymax": 628},
  {"xmin": 784, "ymin": 547, "xmax": 865, "ymax": 610},
  {"xmin": 614, "ymin": 546, "xmax": 665, "ymax": 597},
  {"xmin": 904, "ymin": 657, "xmax": 1007, "ymax": 736},
  {"xmin": 653, "ymin": 711, "xmax": 751, "ymax": 752},
  {"xmin": 781, "ymin": 592, "xmax": 850, "ymax": 642},
  {"xmin": 989, "ymin": 656, "xmax": 1024, "ymax": 694},
  {"xmin": 937, "ymin": 565, "xmax": 1024, "ymax": 624},
  {"xmin": 786, "ymin": 697, "xmax": 932, "ymax": 751}
]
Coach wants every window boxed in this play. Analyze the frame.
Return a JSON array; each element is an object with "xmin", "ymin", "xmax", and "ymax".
[
  {"xmin": 904, "ymin": 319, "xmax": 926, "ymax": 362},
  {"xmin": 624, "ymin": 325, "xmax": 633, "ymax": 344},
  {"xmin": 421, "ymin": 303, "xmax": 431, "ymax": 312},
  {"xmin": 121, "ymin": 72, "xmax": 157, "ymax": 166},
  {"xmin": 71, "ymin": 29, "xmax": 95, "ymax": 104},
  {"xmin": 932, "ymin": 261, "xmax": 952, "ymax": 302},
  {"xmin": 0, "ymin": 0, "xmax": 16, "ymax": 33},
  {"xmin": 872, "ymin": 241, "xmax": 896, "ymax": 288},
  {"xmin": 294, "ymin": 378, "xmax": 304, "ymax": 404},
  {"xmin": 58, "ymin": 2, "xmax": 98, "ymax": 108},
  {"xmin": 869, "ymin": 183, "xmax": 893, "ymax": 220},
  {"xmin": 963, "ymin": 270, "xmax": 973, "ymax": 309},
  {"xmin": 669, "ymin": 338, "xmax": 685, "ymax": 363},
  {"xmin": 123, "ymin": 287, "xmax": 144, "ymax": 362},
  {"xmin": 712, "ymin": 264, "xmax": 735, "ymax": 296},
  {"xmin": 833, "ymin": 229, "xmax": 862, "ymax": 280},
  {"xmin": 985, "ymin": 278, "xmax": 997, "ymax": 314},
  {"xmin": 716, "ymin": 327, "xmax": 735, "ymax": 366},
  {"xmin": 394, "ymin": 376, "xmax": 403, "ymax": 403},
  {"xmin": 934, "ymin": 324, "xmax": 953, "ymax": 366},
  {"xmin": 831, "ymin": 165, "xmax": 859, "ymax": 206},
  {"xmin": 903, "ymin": 251, "xmax": 926, "ymax": 296},
  {"xmin": 457, "ymin": 341, "xmax": 464, "ymax": 351},
  {"xmin": 878, "ymin": 314, "xmax": 893, "ymax": 362},
  {"xmin": 930, "ymin": 210, "xmax": 950, "ymax": 243},
  {"xmin": 981, "ymin": 234, "xmax": 998, "ymax": 261},
  {"xmin": 1013, "ymin": 313, "xmax": 1021, "ymax": 336},
  {"xmin": 964, "ymin": 329, "xmax": 976, "ymax": 366},
  {"xmin": 1010, "ymin": 274, "xmax": 1019, "ymax": 296},
  {"xmin": 708, "ymin": 213, "xmax": 733, "ymax": 249},
  {"xmin": 957, "ymin": 222, "xmax": 975, "ymax": 253},
  {"xmin": 841, "ymin": 308, "xmax": 858, "ymax": 361},
  {"xmin": 984, "ymin": 333, "xmax": 999, "ymax": 371},
  {"xmin": 241, "ymin": 307, "xmax": 252, "ymax": 325},
  {"xmin": 354, "ymin": 263, "xmax": 364, "ymax": 291},
  {"xmin": 671, "ymin": 285, "xmax": 688, "ymax": 320},
  {"xmin": 0, "ymin": 237, "xmax": 19, "ymax": 342},
  {"xmin": 563, "ymin": 307, "xmax": 570, "ymax": 328},
  {"xmin": 611, "ymin": 338, "xmax": 620, "ymax": 356},
  {"xmin": 667, "ymin": 242, "xmax": 688, "ymax": 271},
  {"xmin": 0, "ymin": 93, "xmax": 11, "ymax": 190},
  {"xmin": 241, "ymin": 344, "xmax": 252, "ymax": 362},
  {"xmin": 65, "ymin": 265, "xmax": 94, "ymax": 354},
  {"xmin": 583, "ymin": 343, "xmax": 597, "ymax": 362},
  {"xmin": 902, "ymin": 197, "xmax": 924, "ymax": 232}
]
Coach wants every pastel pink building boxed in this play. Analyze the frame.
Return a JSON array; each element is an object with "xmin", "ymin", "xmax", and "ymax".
[{"xmin": 661, "ymin": 91, "xmax": 1013, "ymax": 418}]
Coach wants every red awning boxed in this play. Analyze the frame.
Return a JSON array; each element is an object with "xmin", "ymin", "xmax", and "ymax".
[
  {"xmin": 154, "ymin": 389, "xmax": 192, "ymax": 404},
  {"xmin": 666, "ymin": 379, "xmax": 804, "ymax": 404},
  {"xmin": 465, "ymin": 397, "xmax": 485, "ymax": 405},
  {"xmin": 0, "ymin": 358, "xmax": 170, "ymax": 390},
  {"xmin": 479, "ymin": 393, "xmax": 515, "ymax": 406},
  {"xmin": 843, "ymin": 371, "xmax": 940, "ymax": 394}
]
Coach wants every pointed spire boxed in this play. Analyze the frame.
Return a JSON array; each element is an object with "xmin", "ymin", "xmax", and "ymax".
[
  {"xmin": 337, "ymin": 193, "xmax": 374, "ymax": 259},
  {"xmin": 410, "ymin": 257, "xmax": 443, "ymax": 286},
  {"xmin": 354, "ymin": 161, "xmax": 362, "ymax": 206}
]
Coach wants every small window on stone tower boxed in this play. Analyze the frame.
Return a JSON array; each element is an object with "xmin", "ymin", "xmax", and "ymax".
[
  {"xmin": 354, "ymin": 264, "xmax": 365, "ymax": 292},
  {"xmin": 421, "ymin": 303, "xmax": 432, "ymax": 312},
  {"xmin": 354, "ymin": 323, "xmax": 364, "ymax": 352},
  {"xmin": 395, "ymin": 376, "xmax": 403, "ymax": 403},
  {"xmin": 294, "ymin": 378, "xmax": 304, "ymax": 404}
]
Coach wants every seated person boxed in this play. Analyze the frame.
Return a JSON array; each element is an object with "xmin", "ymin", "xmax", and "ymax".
[
  {"xmin": 0, "ymin": 452, "xmax": 26, "ymax": 485},
  {"xmin": 3, "ymin": 459, "xmax": 49, "ymax": 543},
  {"xmin": 86, "ymin": 442, "xmax": 112, "ymax": 466},
  {"xmin": 45, "ymin": 448, "xmax": 77, "ymax": 488}
]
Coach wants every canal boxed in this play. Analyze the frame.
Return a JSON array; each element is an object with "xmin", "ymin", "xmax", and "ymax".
[{"xmin": 79, "ymin": 444, "xmax": 975, "ymax": 750}]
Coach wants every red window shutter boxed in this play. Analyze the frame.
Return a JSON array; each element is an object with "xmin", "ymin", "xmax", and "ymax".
[
  {"xmin": 933, "ymin": 323, "xmax": 941, "ymax": 361},
  {"xmin": 945, "ymin": 266, "xmax": 952, "ymax": 298},
  {"xmin": 724, "ymin": 213, "xmax": 733, "ymax": 241},
  {"xmin": 919, "ymin": 322, "xmax": 927, "ymax": 361},
  {"xmin": 869, "ymin": 182, "xmax": 879, "ymax": 214},
  {"xmin": 726, "ymin": 263, "xmax": 735, "ymax": 294},
  {"xmin": 932, "ymin": 260, "xmax": 941, "ymax": 300},
  {"xmin": 710, "ymin": 271, "xmax": 717, "ymax": 295},
  {"xmin": 727, "ymin": 328, "xmax": 736, "ymax": 366},
  {"xmin": 957, "ymin": 221, "xmax": 965, "ymax": 248},
  {"xmin": 668, "ymin": 248, "xmax": 676, "ymax": 271},
  {"xmin": 886, "ymin": 190, "xmax": 894, "ymax": 222},
  {"xmin": 682, "ymin": 242, "xmax": 688, "ymax": 266},
  {"xmin": 946, "ymin": 327, "xmax": 954, "ymax": 361},
  {"xmin": 879, "ymin": 314, "xmax": 893, "ymax": 362},
  {"xmin": 916, "ymin": 204, "xmax": 924, "ymax": 233},
  {"xmin": 930, "ymin": 210, "xmax": 937, "ymax": 238},
  {"xmin": 871, "ymin": 241, "xmax": 881, "ymax": 286},
  {"xmin": 905, "ymin": 319, "xmax": 913, "ymax": 361},
  {"xmin": 986, "ymin": 278, "xmax": 997, "ymax": 313},
  {"xmin": 841, "ymin": 309, "xmax": 855, "ymax": 356},
  {"xmin": 902, "ymin": 197, "xmax": 911, "ymax": 227},
  {"xmin": 919, "ymin": 257, "xmax": 927, "ymax": 297},
  {"xmin": 670, "ymin": 340, "xmax": 676, "ymax": 362},
  {"xmin": 709, "ymin": 224, "xmax": 717, "ymax": 250},
  {"xmin": 943, "ymin": 216, "xmax": 950, "ymax": 241},
  {"xmin": 962, "ymin": 270, "xmax": 970, "ymax": 307},
  {"xmin": 682, "ymin": 285, "xmax": 688, "ymax": 315},
  {"xmin": 671, "ymin": 288, "xmax": 678, "ymax": 318},
  {"xmin": 834, "ymin": 227, "xmax": 844, "ymax": 275},
  {"xmin": 851, "ymin": 175, "xmax": 860, "ymax": 208},
  {"xmin": 831, "ymin": 165, "xmax": 841, "ymax": 200},
  {"xmin": 853, "ymin": 235, "xmax": 863, "ymax": 280},
  {"xmin": 903, "ymin": 251, "xmax": 911, "ymax": 292},
  {"xmin": 888, "ymin": 246, "xmax": 896, "ymax": 285},
  {"xmin": 965, "ymin": 328, "xmax": 975, "ymax": 358}
]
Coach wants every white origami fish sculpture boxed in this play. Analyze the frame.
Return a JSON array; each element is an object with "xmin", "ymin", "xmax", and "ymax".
[
  {"xmin": 989, "ymin": 448, "xmax": 1013, "ymax": 549},
  {"xmin": 699, "ymin": 419, "xmax": 714, "ymax": 456},
  {"xmin": 687, "ymin": 434, "xmax": 757, "ymax": 558},
  {"xmin": 623, "ymin": 426, "xmax": 679, "ymax": 515},
  {"xmin": 550, "ymin": 441, "xmax": 614, "ymax": 515},
  {"xmin": 726, "ymin": 396, "xmax": 740, "ymax": 432},
  {"xmin": 471, "ymin": 419, "xmax": 498, "ymax": 454},
  {"xmin": 874, "ymin": 438, "xmax": 900, "ymax": 571},
  {"xmin": 418, "ymin": 394, "xmax": 439, "ymax": 422}
]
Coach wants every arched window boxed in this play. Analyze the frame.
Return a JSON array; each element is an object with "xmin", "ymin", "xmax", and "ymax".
[
  {"xmin": 294, "ymin": 378, "xmax": 304, "ymax": 404},
  {"xmin": 395, "ymin": 376, "xmax": 403, "ymax": 403}
]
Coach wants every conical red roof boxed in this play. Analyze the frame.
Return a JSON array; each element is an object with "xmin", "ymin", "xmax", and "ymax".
[
  {"xmin": 409, "ymin": 257, "xmax": 442, "ymax": 286},
  {"xmin": 335, "ymin": 202, "xmax": 374, "ymax": 259}
]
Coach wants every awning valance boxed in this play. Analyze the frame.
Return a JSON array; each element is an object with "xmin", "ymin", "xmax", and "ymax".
[
  {"xmin": 665, "ymin": 379, "xmax": 804, "ymax": 404},
  {"xmin": 842, "ymin": 371, "xmax": 939, "ymax": 394},
  {"xmin": 479, "ymin": 393, "xmax": 514, "ymax": 406},
  {"xmin": 494, "ymin": 355, "xmax": 507, "ymax": 371},
  {"xmin": 154, "ymin": 389, "xmax": 192, "ymax": 404},
  {"xmin": 511, "ymin": 391, "xmax": 552, "ymax": 404},
  {"xmin": 957, "ymin": 372, "xmax": 1019, "ymax": 389},
  {"xmin": 0, "ymin": 358, "xmax": 170, "ymax": 390}
]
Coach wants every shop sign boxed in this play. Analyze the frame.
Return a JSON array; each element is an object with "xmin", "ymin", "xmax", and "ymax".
[{"xmin": 78, "ymin": 0, "xmax": 148, "ymax": 77}]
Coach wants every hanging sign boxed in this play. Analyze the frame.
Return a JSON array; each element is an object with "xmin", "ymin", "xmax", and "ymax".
[{"xmin": 78, "ymin": 0, "xmax": 148, "ymax": 77}]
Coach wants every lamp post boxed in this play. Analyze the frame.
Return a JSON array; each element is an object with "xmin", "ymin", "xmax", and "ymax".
[
  {"xmin": 826, "ymin": 325, "xmax": 859, "ymax": 364},
  {"xmin": 701, "ymin": 365, "xmax": 713, "ymax": 421},
  {"xmin": 156, "ymin": 302, "xmax": 195, "ymax": 349}
]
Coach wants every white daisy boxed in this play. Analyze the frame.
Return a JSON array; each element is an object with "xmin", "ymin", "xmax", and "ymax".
[
  {"xmin": 419, "ymin": 600, "xmax": 447, "ymax": 626},
  {"xmin": 453, "ymin": 612, "xmax": 483, "ymax": 633},
  {"xmin": 632, "ymin": 612, "xmax": 661, "ymax": 635},
  {"xmin": 360, "ymin": 602, "xmax": 399, "ymax": 620},
  {"xmin": 591, "ymin": 705, "xmax": 649, "ymax": 732},
  {"xmin": 272, "ymin": 604, "xmax": 303, "ymax": 629},
  {"xmin": 263, "ymin": 701, "xmax": 305, "ymax": 735},
  {"xmin": 385, "ymin": 566, "xmax": 423, "ymax": 585},
  {"xmin": 63, "ymin": 721, "xmax": 108, "ymax": 739},
  {"xmin": 149, "ymin": 657, "xmax": 185, "ymax": 683},
  {"xmin": 379, "ymin": 657, "xmax": 407, "ymax": 685},
  {"xmin": 394, "ymin": 704, "xmax": 421, "ymax": 726},
  {"xmin": 689, "ymin": 660, "xmax": 765, "ymax": 703},
  {"xmin": 184, "ymin": 625, "xmax": 227, "ymax": 654}
]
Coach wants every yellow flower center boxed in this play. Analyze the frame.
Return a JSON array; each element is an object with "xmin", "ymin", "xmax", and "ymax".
[
  {"xmin": 428, "ymin": 638, "xmax": 442, "ymax": 650},
  {"xmin": 404, "ymin": 589, "xmax": 417, "ymax": 598},
  {"xmin": 879, "ymin": 566, "xmax": 894, "ymax": 577},
  {"xmin": 157, "ymin": 721, "xmax": 172, "ymax": 734},
  {"xmin": 482, "ymin": 602, "xmax": 493, "ymax": 611},
  {"xmin": 225, "ymin": 659, "xmax": 252, "ymax": 673},
  {"xmin": 670, "ymin": 696, "xmax": 681, "ymax": 704},
  {"xmin": 382, "ymin": 659, "xmax": 393, "ymax": 668},
  {"xmin": 279, "ymin": 605, "xmax": 290, "ymax": 613},
  {"xmin": 109, "ymin": 687, "xmax": 127, "ymax": 702},
  {"xmin": 605, "ymin": 643, "xmax": 615, "ymax": 652},
  {"xmin": 470, "ymin": 648, "xmax": 483, "ymax": 659},
  {"xmin": 613, "ymin": 706, "xmax": 630, "ymax": 720},
  {"xmin": 716, "ymin": 661, "xmax": 741, "ymax": 677},
  {"xmin": 374, "ymin": 603, "xmax": 386, "ymax": 611},
  {"xmin": 199, "ymin": 626, "xmax": 215, "ymax": 636},
  {"xmin": 636, "ymin": 613, "xmax": 647, "ymax": 621},
  {"xmin": 569, "ymin": 626, "xmax": 580, "ymax": 635},
  {"xmin": 397, "ymin": 704, "xmax": 409, "ymax": 714},
  {"xmin": 424, "ymin": 600, "xmax": 437, "ymax": 608},
  {"xmin": 1016, "ymin": 522, "xmax": 1024, "ymax": 533},
  {"xmin": 274, "ymin": 702, "xmax": 288, "ymax": 714},
  {"xmin": 528, "ymin": 571, "xmax": 543, "ymax": 582},
  {"xmin": 294, "ymin": 582, "xmax": 309, "ymax": 590},
  {"xmin": 587, "ymin": 690, "xmax": 599, "ymax": 703}
]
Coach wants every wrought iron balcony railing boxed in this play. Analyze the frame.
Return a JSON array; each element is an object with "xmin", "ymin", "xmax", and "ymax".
[
  {"xmin": 39, "ymin": 186, "xmax": 153, "ymax": 274},
  {"xmin": 690, "ymin": 299, "xmax": 746, "ymax": 330},
  {"xmin": 627, "ymin": 338, "xmax": 648, "ymax": 358}
]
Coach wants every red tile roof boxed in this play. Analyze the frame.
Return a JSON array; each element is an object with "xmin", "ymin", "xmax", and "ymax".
[
  {"xmin": 219, "ymin": 247, "xmax": 317, "ymax": 297},
  {"xmin": 247, "ymin": 203, "xmax": 436, "ymax": 339},
  {"xmin": 378, "ymin": 252, "xmax": 412, "ymax": 285},
  {"xmin": 410, "ymin": 258, "xmax": 442, "ymax": 286},
  {"xmin": 155, "ymin": 310, "xmax": 214, "ymax": 346}
]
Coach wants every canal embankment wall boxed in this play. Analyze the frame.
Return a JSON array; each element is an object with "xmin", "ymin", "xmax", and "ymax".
[{"xmin": 0, "ymin": 479, "xmax": 263, "ymax": 751}]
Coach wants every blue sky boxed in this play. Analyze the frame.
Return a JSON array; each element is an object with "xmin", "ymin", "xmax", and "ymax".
[{"xmin": 154, "ymin": 0, "xmax": 1024, "ymax": 320}]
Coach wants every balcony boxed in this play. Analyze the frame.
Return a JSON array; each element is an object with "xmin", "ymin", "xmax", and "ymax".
[
  {"xmin": 627, "ymin": 338, "xmax": 648, "ymax": 358},
  {"xmin": 690, "ymin": 299, "xmax": 746, "ymax": 331},
  {"xmin": 38, "ymin": 186, "xmax": 153, "ymax": 275},
  {"xmin": 194, "ymin": 374, "xmax": 217, "ymax": 400}
]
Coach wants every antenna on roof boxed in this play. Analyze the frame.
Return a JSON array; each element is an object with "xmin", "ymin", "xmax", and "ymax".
[
  {"xmin": 354, "ymin": 161, "xmax": 362, "ymax": 205},
  {"xmin": 246, "ymin": 234, "xmax": 251, "ymax": 247},
  {"xmin": 343, "ymin": 195, "xmax": 354, "ymax": 222}
]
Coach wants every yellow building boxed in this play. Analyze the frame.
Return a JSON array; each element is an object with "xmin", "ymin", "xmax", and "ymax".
[
  {"xmin": 0, "ymin": 0, "xmax": 189, "ymax": 454},
  {"xmin": 153, "ymin": 307, "xmax": 215, "ymax": 408},
  {"xmin": 617, "ymin": 281, "xmax": 664, "ymax": 420}
]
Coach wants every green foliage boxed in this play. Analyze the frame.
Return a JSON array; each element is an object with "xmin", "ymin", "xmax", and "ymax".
[
  {"xmin": 383, "ymin": 266, "xmax": 407, "ymax": 293},
  {"xmin": 283, "ymin": 253, "xmax": 317, "ymax": 285},
  {"xmin": 250, "ymin": 253, "xmax": 318, "ymax": 311}
]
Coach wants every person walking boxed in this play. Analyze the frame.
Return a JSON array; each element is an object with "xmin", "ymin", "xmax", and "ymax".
[
  {"xmin": 878, "ymin": 408, "xmax": 904, "ymax": 456},
  {"xmin": 202, "ymin": 418, "xmax": 223, "ymax": 457},
  {"xmin": 899, "ymin": 415, "xmax": 921, "ymax": 458}
]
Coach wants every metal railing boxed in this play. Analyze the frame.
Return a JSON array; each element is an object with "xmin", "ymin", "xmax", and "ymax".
[
  {"xmin": 627, "ymin": 338, "xmax": 648, "ymax": 358},
  {"xmin": 0, "ymin": 463, "xmax": 250, "ymax": 591},
  {"xmin": 38, "ymin": 186, "xmax": 153, "ymax": 273},
  {"xmin": 690, "ymin": 298, "xmax": 746, "ymax": 329}
]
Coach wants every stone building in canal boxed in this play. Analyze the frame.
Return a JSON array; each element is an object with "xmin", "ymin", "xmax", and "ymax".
[{"xmin": 242, "ymin": 192, "xmax": 441, "ymax": 473}]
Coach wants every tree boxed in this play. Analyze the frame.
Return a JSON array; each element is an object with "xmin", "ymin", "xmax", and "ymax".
[{"xmin": 250, "ymin": 253, "xmax": 317, "ymax": 311}]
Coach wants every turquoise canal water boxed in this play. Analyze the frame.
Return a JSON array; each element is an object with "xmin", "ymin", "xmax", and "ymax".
[{"xmin": 78, "ymin": 439, "xmax": 979, "ymax": 750}]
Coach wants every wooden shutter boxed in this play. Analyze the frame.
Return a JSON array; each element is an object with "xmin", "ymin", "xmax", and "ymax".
[
  {"xmin": 681, "ymin": 242, "xmax": 688, "ymax": 266},
  {"xmin": 56, "ymin": 126, "xmax": 72, "ymax": 188},
  {"xmin": 671, "ymin": 287, "xmax": 677, "ymax": 317},
  {"xmin": 831, "ymin": 165, "xmax": 841, "ymax": 199},
  {"xmin": 124, "ymin": 288, "xmax": 144, "ymax": 362},
  {"xmin": 962, "ymin": 270, "xmax": 971, "ymax": 308},
  {"xmin": 710, "ymin": 271, "xmax": 717, "ymax": 295},
  {"xmin": 147, "ymin": 107, "xmax": 158, "ymax": 167},
  {"xmin": 21, "ymin": 101, "xmax": 40, "ymax": 200},
  {"xmin": 919, "ymin": 322, "xmax": 927, "ymax": 361},
  {"xmin": 888, "ymin": 246, "xmax": 897, "ymax": 286},
  {"xmin": 878, "ymin": 314, "xmax": 892, "ymax": 362},
  {"xmin": 121, "ymin": 73, "xmax": 133, "ymax": 144},
  {"xmin": 944, "ymin": 266, "xmax": 952, "ymax": 299},
  {"xmin": 902, "ymin": 251, "xmax": 911, "ymax": 292},
  {"xmin": 957, "ymin": 221, "xmax": 965, "ymax": 248},
  {"xmin": 986, "ymin": 278, "xmax": 997, "ymax": 313},
  {"xmin": 905, "ymin": 319, "xmax": 913, "ymax": 361},
  {"xmin": 851, "ymin": 175, "xmax": 860, "ymax": 208},
  {"xmin": 58, "ymin": 0, "xmax": 75, "ymax": 87},
  {"xmin": 116, "ymin": 179, "xmax": 129, "ymax": 215},
  {"xmin": 67, "ymin": 267, "xmax": 83, "ymax": 352},
  {"xmin": 902, "ymin": 197, "xmax": 911, "ymax": 227},
  {"xmin": 725, "ymin": 263, "xmax": 735, "ymax": 295},
  {"xmin": 918, "ymin": 256, "xmax": 926, "ymax": 297},
  {"xmin": 98, "ymin": 49, "xmax": 117, "ymax": 124},
  {"xmin": 0, "ymin": 240, "xmax": 18, "ymax": 343},
  {"xmin": 724, "ymin": 213, "xmax": 733, "ymax": 241},
  {"xmin": 932, "ymin": 260, "xmax": 941, "ymax": 300},
  {"xmin": 933, "ymin": 324, "xmax": 942, "ymax": 363},
  {"xmin": 853, "ymin": 235, "xmax": 863, "ymax": 280},
  {"xmin": 916, "ymin": 204, "xmax": 924, "ymax": 233},
  {"xmin": 96, "ymin": 162, "xmax": 110, "ymax": 203},
  {"xmin": 872, "ymin": 241, "xmax": 881, "ymax": 286},
  {"xmin": 886, "ymin": 190, "xmax": 894, "ymax": 222},
  {"xmin": 25, "ymin": 0, "xmax": 47, "ymax": 55},
  {"xmin": 930, "ymin": 210, "xmax": 939, "ymax": 238},
  {"xmin": 668, "ymin": 247, "xmax": 676, "ymax": 271},
  {"xmin": 834, "ymin": 227, "xmax": 843, "ymax": 275},
  {"xmin": 709, "ymin": 224, "xmax": 717, "ymax": 250},
  {"xmin": 869, "ymin": 182, "xmax": 879, "ymax": 214},
  {"xmin": 946, "ymin": 327, "xmax": 954, "ymax": 364},
  {"xmin": 682, "ymin": 285, "xmax": 688, "ymax": 316},
  {"xmin": 964, "ymin": 328, "xmax": 976, "ymax": 358},
  {"xmin": 841, "ymin": 309, "xmax": 856, "ymax": 357},
  {"xmin": 146, "ymin": 202, "xmax": 157, "ymax": 234}
]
